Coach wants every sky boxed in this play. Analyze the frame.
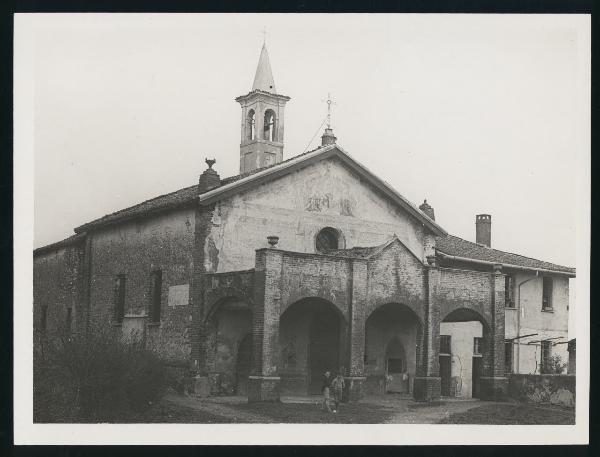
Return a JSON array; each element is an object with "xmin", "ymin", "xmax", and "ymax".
[{"xmin": 31, "ymin": 14, "xmax": 587, "ymax": 274}]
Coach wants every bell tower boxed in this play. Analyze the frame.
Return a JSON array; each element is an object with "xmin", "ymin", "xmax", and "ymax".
[{"xmin": 235, "ymin": 43, "xmax": 291, "ymax": 174}]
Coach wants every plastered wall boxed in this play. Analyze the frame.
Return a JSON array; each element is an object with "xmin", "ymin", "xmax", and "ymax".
[{"xmin": 204, "ymin": 157, "xmax": 427, "ymax": 273}]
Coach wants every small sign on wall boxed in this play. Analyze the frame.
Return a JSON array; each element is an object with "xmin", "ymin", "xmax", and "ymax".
[{"xmin": 168, "ymin": 284, "xmax": 189, "ymax": 307}]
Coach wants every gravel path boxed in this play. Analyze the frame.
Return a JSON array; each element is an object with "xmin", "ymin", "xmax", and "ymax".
[
  {"xmin": 164, "ymin": 393, "xmax": 274, "ymax": 423},
  {"xmin": 164, "ymin": 393, "xmax": 505, "ymax": 424},
  {"xmin": 384, "ymin": 400, "xmax": 487, "ymax": 424}
]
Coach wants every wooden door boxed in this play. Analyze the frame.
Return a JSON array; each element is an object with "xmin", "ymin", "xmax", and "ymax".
[
  {"xmin": 472, "ymin": 356, "xmax": 483, "ymax": 398},
  {"xmin": 440, "ymin": 355, "xmax": 452, "ymax": 396}
]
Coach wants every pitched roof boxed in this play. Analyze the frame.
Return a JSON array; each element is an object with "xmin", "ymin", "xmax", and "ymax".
[
  {"xmin": 436, "ymin": 234, "xmax": 575, "ymax": 276},
  {"xmin": 72, "ymin": 144, "xmax": 446, "ymax": 236},
  {"xmin": 34, "ymin": 233, "xmax": 86, "ymax": 257},
  {"xmin": 74, "ymin": 184, "xmax": 200, "ymax": 233},
  {"xmin": 252, "ymin": 44, "xmax": 277, "ymax": 93},
  {"xmin": 198, "ymin": 144, "xmax": 448, "ymax": 236},
  {"xmin": 73, "ymin": 146, "xmax": 325, "ymax": 233},
  {"xmin": 323, "ymin": 236, "xmax": 422, "ymax": 263}
]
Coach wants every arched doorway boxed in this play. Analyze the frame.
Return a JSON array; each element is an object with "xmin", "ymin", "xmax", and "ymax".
[
  {"xmin": 279, "ymin": 298, "xmax": 346, "ymax": 395},
  {"xmin": 440, "ymin": 307, "xmax": 489, "ymax": 398},
  {"xmin": 204, "ymin": 297, "xmax": 252, "ymax": 395},
  {"xmin": 235, "ymin": 334, "xmax": 252, "ymax": 395},
  {"xmin": 364, "ymin": 303, "xmax": 422, "ymax": 395}
]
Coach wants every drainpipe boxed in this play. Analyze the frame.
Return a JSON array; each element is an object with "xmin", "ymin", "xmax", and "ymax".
[{"xmin": 516, "ymin": 272, "xmax": 538, "ymax": 374}]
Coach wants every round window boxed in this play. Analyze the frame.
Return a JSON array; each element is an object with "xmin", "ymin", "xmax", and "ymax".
[{"xmin": 315, "ymin": 227, "xmax": 340, "ymax": 253}]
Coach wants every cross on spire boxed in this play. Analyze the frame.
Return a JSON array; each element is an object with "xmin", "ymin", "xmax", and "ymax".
[
  {"xmin": 321, "ymin": 93, "xmax": 337, "ymax": 129},
  {"xmin": 261, "ymin": 26, "xmax": 267, "ymax": 45}
]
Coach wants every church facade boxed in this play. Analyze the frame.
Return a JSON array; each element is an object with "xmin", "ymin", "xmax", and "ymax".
[{"xmin": 33, "ymin": 44, "xmax": 575, "ymax": 402}]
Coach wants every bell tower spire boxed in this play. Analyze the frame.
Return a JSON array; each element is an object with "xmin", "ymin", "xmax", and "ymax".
[
  {"xmin": 252, "ymin": 43, "xmax": 277, "ymax": 93},
  {"xmin": 235, "ymin": 42, "xmax": 291, "ymax": 174}
]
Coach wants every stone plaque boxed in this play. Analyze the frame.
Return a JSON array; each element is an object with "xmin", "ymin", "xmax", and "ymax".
[{"xmin": 168, "ymin": 284, "xmax": 189, "ymax": 307}]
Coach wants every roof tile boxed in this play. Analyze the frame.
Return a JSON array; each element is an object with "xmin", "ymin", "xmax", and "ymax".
[{"xmin": 436, "ymin": 234, "xmax": 574, "ymax": 274}]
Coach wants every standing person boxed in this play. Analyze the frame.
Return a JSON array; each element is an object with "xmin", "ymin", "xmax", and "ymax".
[
  {"xmin": 331, "ymin": 372, "xmax": 345, "ymax": 413},
  {"xmin": 321, "ymin": 371, "xmax": 333, "ymax": 412}
]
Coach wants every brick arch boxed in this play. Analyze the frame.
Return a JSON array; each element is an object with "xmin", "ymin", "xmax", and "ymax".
[
  {"xmin": 366, "ymin": 299, "xmax": 425, "ymax": 327},
  {"xmin": 364, "ymin": 302, "xmax": 425, "ymax": 392},
  {"xmin": 280, "ymin": 294, "xmax": 348, "ymax": 321},
  {"xmin": 203, "ymin": 292, "xmax": 253, "ymax": 325},
  {"xmin": 280, "ymin": 296, "xmax": 347, "ymax": 323},
  {"xmin": 440, "ymin": 303, "xmax": 492, "ymax": 332}
]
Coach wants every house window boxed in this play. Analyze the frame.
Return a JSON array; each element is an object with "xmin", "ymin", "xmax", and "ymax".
[
  {"xmin": 41, "ymin": 305, "xmax": 48, "ymax": 333},
  {"xmin": 505, "ymin": 341, "xmax": 513, "ymax": 374},
  {"xmin": 114, "ymin": 275, "xmax": 126, "ymax": 323},
  {"xmin": 505, "ymin": 275, "xmax": 515, "ymax": 308},
  {"xmin": 150, "ymin": 270, "xmax": 162, "ymax": 324},
  {"xmin": 315, "ymin": 227, "xmax": 340, "ymax": 253},
  {"xmin": 473, "ymin": 337, "xmax": 484, "ymax": 356},
  {"xmin": 542, "ymin": 277, "xmax": 553, "ymax": 310},
  {"xmin": 66, "ymin": 307, "xmax": 72, "ymax": 333},
  {"xmin": 440, "ymin": 335, "xmax": 451, "ymax": 355},
  {"xmin": 540, "ymin": 340, "xmax": 552, "ymax": 373}
]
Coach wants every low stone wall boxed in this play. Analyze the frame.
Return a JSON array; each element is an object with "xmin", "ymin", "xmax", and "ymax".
[{"xmin": 508, "ymin": 374, "xmax": 575, "ymax": 408}]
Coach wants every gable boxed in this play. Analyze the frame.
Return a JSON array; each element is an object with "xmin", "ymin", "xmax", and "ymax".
[
  {"xmin": 237, "ymin": 157, "xmax": 419, "ymax": 226},
  {"xmin": 204, "ymin": 158, "xmax": 431, "ymax": 272},
  {"xmin": 199, "ymin": 145, "xmax": 446, "ymax": 237},
  {"xmin": 367, "ymin": 238, "xmax": 426, "ymax": 311}
]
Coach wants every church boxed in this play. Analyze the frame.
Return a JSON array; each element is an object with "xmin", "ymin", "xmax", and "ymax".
[{"xmin": 33, "ymin": 43, "xmax": 575, "ymax": 402}]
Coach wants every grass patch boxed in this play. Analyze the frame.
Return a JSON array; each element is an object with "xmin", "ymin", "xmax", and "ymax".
[
  {"xmin": 238, "ymin": 401, "xmax": 395, "ymax": 423},
  {"xmin": 438, "ymin": 403, "xmax": 575, "ymax": 425}
]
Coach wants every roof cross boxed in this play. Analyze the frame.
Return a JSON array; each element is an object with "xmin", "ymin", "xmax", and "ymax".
[{"xmin": 321, "ymin": 93, "xmax": 337, "ymax": 129}]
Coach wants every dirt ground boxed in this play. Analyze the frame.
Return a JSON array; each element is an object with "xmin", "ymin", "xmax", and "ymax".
[{"xmin": 141, "ymin": 393, "xmax": 574, "ymax": 424}]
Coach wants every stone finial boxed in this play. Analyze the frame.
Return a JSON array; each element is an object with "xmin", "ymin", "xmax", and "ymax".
[
  {"xmin": 199, "ymin": 159, "xmax": 221, "ymax": 193},
  {"xmin": 267, "ymin": 235, "xmax": 279, "ymax": 248},
  {"xmin": 419, "ymin": 199, "xmax": 435, "ymax": 221}
]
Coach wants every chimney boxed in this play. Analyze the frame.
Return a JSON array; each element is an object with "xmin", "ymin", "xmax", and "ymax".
[
  {"xmin": 476, "ymin": 214, "xmax": 491, "ymax": 247},
  {"xmin": 419, "ymin": 199, "xmax": 435, "ymax": 220},
  {"xmin": 321, "ymin": 127, "xmax": 337, "ymax": 146},
  {"xmin": 199, "ymin": 158, "xmax": 221, "ymax": 193}
]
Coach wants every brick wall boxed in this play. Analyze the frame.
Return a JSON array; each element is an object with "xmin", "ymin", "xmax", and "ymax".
[
  {"xmin": 278, "ymin": 250, "xmax": 351, "ymax": 318},
  {"xmin": 34, "ymin": 243, "xmax": 85, "ymax": 341},
  {"xmin": 436, "ymin": 268, "xmax": 495, "ymax": 324},
  {"xmin": 366, "ymin": 239, "xmax": 426, "ymax": 320},
  {"xmin": 88, "ymin": 208, "xmax": 195, "ymax": 363}
]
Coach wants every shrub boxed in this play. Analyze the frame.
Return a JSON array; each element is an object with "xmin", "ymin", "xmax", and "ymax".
[
  {"xmin": 34, "ymin": 327, "xmax": 168, "ymax": 422},
  {"xmin": 541, "ymin": 354, "xmax": 567, "ymax": 375}
]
